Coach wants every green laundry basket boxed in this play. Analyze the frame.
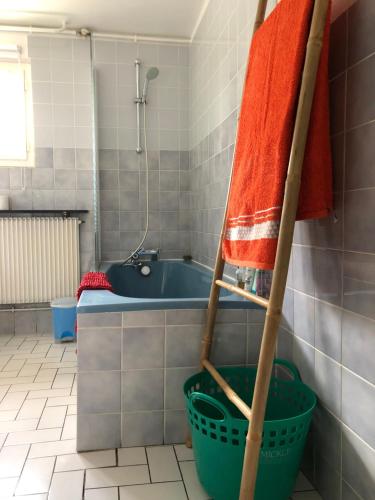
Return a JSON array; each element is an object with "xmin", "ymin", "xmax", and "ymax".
[{"xmin": 184, "ymin": 359, "xmax": 316, "ymax": 500}]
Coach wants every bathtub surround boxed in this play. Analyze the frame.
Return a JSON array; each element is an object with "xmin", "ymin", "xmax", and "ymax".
[
  {"xmin": 76, "ymin": 307, "xmax": 265, "ymax": 451},
  {"xmin": 94, "ymin": 39, "xmax": 191, "ymax": 261}
]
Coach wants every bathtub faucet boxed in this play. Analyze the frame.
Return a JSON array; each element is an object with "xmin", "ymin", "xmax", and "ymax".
[{"xmin": 137, "ymin": 248, "xmax": 160, "ymax": 261}]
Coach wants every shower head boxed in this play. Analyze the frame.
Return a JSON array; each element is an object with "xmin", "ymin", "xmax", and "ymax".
[{"xmin": 142, "ymin": 67, "xmax": 159, "ymax": 101}]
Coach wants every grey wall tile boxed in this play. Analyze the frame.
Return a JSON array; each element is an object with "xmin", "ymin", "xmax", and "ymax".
[
  {"xmin": 54, "ymin": 170, "xmax": 76, "ymax": 189},
  {"xmin": 14, "ymin": 310, "xmax": 37, "ymax": 336},
  {"xmin": 53, "ymin": 148, "xmax": 75, "ymax": 169},
  {"xmin": 78, "ymin": 371, "xmax": 121, "ymax": 413},
  {"xmin": 122, "ymin": 310, "xmax": 165, "ymax": 327},
  {"xmin": 78, "ymin": 312, "xmax": 122, "ymax": 328},
  {"xmin": 293, "ymin": 292, "xmax": 315, "ymax": 345},
  {"xmin": 343, "ymin": 251, "xmax": 375, "ymax": 320},
  {"xmin": 315, "ymin": 455, "xmax": 341, "ymax": 500},
  {"xmin": 35, "ymin": 148, "xmax": 53, "ymax": 168},
  {"xmin": 313, "ymin": 403, "xmax": 342, "ymax": 470},
  {"xmin": 346, "ymin": 122, "xmax": 375, "ymax": 190},
  {"xmin": 78, "ymin": 328, "xmax": 121, "ymax": 371},
  {"xmin": 348, "ymin": 0, "xmax": 375, "ymax": 64},
  {"xmin": 211, "ymin": 323, "xmax": 247, "ymax": 366},
  {"xmin": 292, "ymin": 246, "xmax": 315, "ymax": 296},
  {"xmin": 347, "ymin": 54, "xmax": 375, "ymax": 129},
  {"xmin": 330, "ymin": 74, "xmax": 346, "ymax": 134},
  {"xmin": 246, "ymin": 324, "xmax": 263, "ymax": 365},
  {"xmin": 344, "ymin": 189, "xmax": 375, "ymax": 253},
  {"xmin": 122, "ymin": 369, "xmax": 163, "ymax": 411},
  {"xmin": 77, "ymin": 413, "xmax": 121, "ymax": 451},
  {"xmin": 36, "ymin": 309, "xmax": 52, "ymax": 334},
  {"xmin": 342, "ymin": 425, "xmax": 375, "ymax": 500},
  {"xmin": 342, "ymin": 368, "xmax": 375, "ymax": 448},
  {"xmin": 122, "ymin": 327, "xmax": 164, "ymax": 369},
  {"xmin": 0, "ymin": 311, "xmax": 14, "ymax": 335},
  {"xmin": 329, "ymin": 12, "xmax": 347, "ymax": 78},
  {"xmin": 293, "ymin": 337, "xmax": 315, "ymax": 389},
  {"xmin": 164, "ymin": 410, "xmax": 189, "ymax": 445},
  {"xmin": 166, "ymin": 309, "xmax": 206, "ymax": 325},
  {"xmin": 122, "ymin": 411, "xmax": 163, "ymax": 447},
  {"xmin": 342, "ymin": 311, "xmax": 375, "ymax": 384},
  {"xmin": 341, "ymin": 480, "xmax": 362, "ymax": 500},
  {"xmin": 315, "ymin": 301, "xmax": 342, "ymax": 362},
  {"xmin": 165, "ymin": 367, "xmax": 197, "ymax": 411},
  {"xmin": 314, "ymin": 249, "xmax": 343, "ymax": 306},
  {"xmin": 166, "ymin": 325, "xmax": 202, "ymax": 368},
  {"xmin": 315, "ymin": 351, "xmax": 342, "ymax": 417}
]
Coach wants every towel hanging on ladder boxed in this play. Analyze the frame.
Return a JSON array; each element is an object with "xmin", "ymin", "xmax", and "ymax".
[{"xmin": 223, "ymin": 0, "xmax": 333, "ymax": 270}]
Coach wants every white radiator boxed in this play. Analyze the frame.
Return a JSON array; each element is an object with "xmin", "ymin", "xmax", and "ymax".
[{"xmin": 0, "ymin": 217, "xmax": 81, "ymax": 304}]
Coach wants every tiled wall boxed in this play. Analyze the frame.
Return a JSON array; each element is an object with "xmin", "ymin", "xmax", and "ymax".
[
  {"xmin": 0, "ymin": 35, "xmax": 95, "ymax": 275},
  {"xmin": 188, "ymin": 0, "xmax": 277, "ymax": 273},
  {"xmin": 76, "ymin": 307, "xmax": 265, "ymax": 450},
  {"xmin": 189, "ymin": 0, "xmax": 375, "ymax": 499},
  {"xmin": 93, "ymin": 40, "xmax": 191, "ymax": 261}
]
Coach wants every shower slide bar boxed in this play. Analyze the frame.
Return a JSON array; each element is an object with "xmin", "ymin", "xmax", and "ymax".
[{"xmin": 194, "ymin": 0, "xmax": 330, "ymax": 499}]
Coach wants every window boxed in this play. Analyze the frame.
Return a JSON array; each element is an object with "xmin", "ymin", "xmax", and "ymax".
[{"xmin": 0, "ymin": 48, "xmax": 34, "ymax": 167}]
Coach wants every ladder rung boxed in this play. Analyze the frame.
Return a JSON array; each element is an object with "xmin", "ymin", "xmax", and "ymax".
[
  {"xmin": 216, "ymin": 280, "xmax": 269, "ymax": 309},
  {"xmin": 202, "ymin": 359, "xmax": 252, "ymax": 421}
]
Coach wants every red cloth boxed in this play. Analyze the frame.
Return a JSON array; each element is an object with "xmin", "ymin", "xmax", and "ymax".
[
  {"xmin": 223, "ymin": 0, "xmax": 332, "ymax": 270},
  {"xmin": 77, "ymin": 272, "xmax": 113, "ymax": 299}
]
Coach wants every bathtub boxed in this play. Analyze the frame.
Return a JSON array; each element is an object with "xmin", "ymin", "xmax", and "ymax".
[
  {"xmin": 76, "ymin": 260, "xmax": 264, "ymax": 451},
  {"xmin": 77, "ymin": 260, "xmax": 257, "ymax": 313}
]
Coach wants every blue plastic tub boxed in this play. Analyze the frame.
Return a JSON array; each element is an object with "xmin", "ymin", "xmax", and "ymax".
[{"xmin": 51, "ymin": 297, "xmax": 77, "ymax": 342}]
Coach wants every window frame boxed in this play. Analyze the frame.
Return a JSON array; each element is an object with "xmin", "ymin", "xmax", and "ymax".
[{"xmin": 0, "ymin": 60, "xmax": 35, "ymax": 168}]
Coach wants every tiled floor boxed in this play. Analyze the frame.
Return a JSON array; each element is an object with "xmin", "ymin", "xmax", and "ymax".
[{"xmin": 0, "ymin": 334, "xmax": 322, "ymax": 499}]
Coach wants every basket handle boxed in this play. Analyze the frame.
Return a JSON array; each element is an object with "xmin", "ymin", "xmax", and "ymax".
[
  {"xmin": 273, "ymin": 358, "xmax": 301, "ymax": 381},
  {"xmin": 190, "ymin": 391, "xmax": 230, "ymax": 421}
]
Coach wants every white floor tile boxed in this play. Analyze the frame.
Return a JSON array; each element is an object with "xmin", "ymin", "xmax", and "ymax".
[
  {"xmin": 146, "ymin": 446, "xmax": 181, "ymax": 482},
  {"xmin": 3, "ymin": 359, "xmax": 25, "ymax": 372},
  {"xmin": 18, "ymin": 364, "xmax": 42, "ymax": 377},
  {"xmin": 67, "ymin": 405, "xmax": 77, "ymax": 415},
  {"xmin": 27, "ymin": 388, "xmax": 71, "ymax": 400},
  {"xmin": 0, "ymin": 434, "xmax": 6, "ymax": 447},
  {"xmin": 61, "ymin": 414, "xmax": 76, "ymax": 440},
  {"xmin": 0, "ymin": 410, "xmax": 18, "ymax": 422},
  {"xmin": 5, "ymin": 428, "xmax": 61, "ymax": 446},
  {"xmin": 9, "ymin": 383, "xmax": 52, "ymax": 393},
  {"xmin": 48, "ymin": 470, "xmax": 84, "ymax": 500},
  {"xmin": 179, "ymin": 461, "xmax": 209, "ymax": 500},
  {"xmin": 0, "ymin": 477, "xmax": 18, "ymax": 498},
  {"xmin": 85, "ymin": 465, "xmax": 149, "ymax": 489},
  {"xmin": 84, "ymin": 487, "xmax": 118, "ymax": 500},
  {"xmin": 35, "ymin": 370, "xmax": 57, "ymax": 383},
  {"xmin": 0, "ymin": 418, "xmax": 38, "ymax": 433},
  {"xmin": 52, "ymin": 374, "xmax": 74, "ymax": 389},
  {"xmin": 120, "ymin": 482, "xmax": 187, "ymax": 500},
  {"xmin": 13, "ymin": 494, "xmax": 48, "ymax": 500},
  {"xmin": 0, "ymin": 392, "xmax": 27, "ymax": 411},
  {"xmin": 15, "ymin": 457, "xmax": 55, "ymax": 495},
  {"xmin": 55, "ymin": 450, "xmax": 116, "ymax": 472},
  {"xmin": 0, "ymin": 376, "xmax": 34, "ymax": 386},
  {"xmin": 0, "ymin": 370, "xmax": 19, "ymax": 379},
  {"xmin": 174, "ymin": 444, "xmax": 195, "ymax": 461},
  {"xmin": 0, "ymin": 386, "xmax": 10, "ymax": 403},
  {"xmin": 29, "ymin": 439, "xmax": 76, "ymax": 459},
  {"xmin": 41, "ymin": 362, "xmax": 76, "ymax": 370},
  {"xmin": 17, "ymin": 399, "xmax": 47, "ymax": 420},
  {"xmin": 57, "ymin": 367, "xmax": 77, "ymax": 374},
  {"xmin": 46, "ymin": 395, "xmax": 76, "ymax": 407},
  {"xmin": 0, "ymin": 444, "xmax": 29, "ymax": 478},
  {"xmin": 38, "ymin": 406, "xmax": 67, "ymax": 429},
  {"xmin": 118, "ymin": 447, "xmax": 147, "ymax": 466}
]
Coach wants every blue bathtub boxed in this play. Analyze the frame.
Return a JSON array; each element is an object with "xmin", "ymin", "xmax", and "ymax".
[{"xmin": 77, "ymin": 260, "xmax": 258, "ymax": 313}]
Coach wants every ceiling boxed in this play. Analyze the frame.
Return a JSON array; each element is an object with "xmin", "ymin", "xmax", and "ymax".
[{"xmin": 0, "ymin": 0, "xmax": 207, "ymax": 39}]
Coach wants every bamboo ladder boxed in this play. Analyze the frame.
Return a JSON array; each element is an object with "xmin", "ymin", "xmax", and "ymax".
[{"xmin": 196, "ymin": 0, "xmax": 330, "ymax": 499}]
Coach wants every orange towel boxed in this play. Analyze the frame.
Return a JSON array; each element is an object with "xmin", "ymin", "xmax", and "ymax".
[{"xmin": 223, "ymin": 0, "xmax": 333, "ymax": 270}]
